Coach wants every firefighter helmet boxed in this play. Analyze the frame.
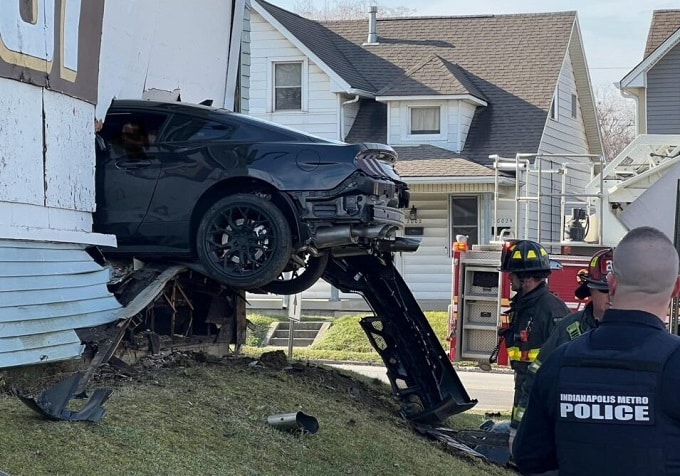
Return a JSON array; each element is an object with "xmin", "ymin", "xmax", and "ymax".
[
  {"xmin": 577, "ymin": 248, "xmax": 614, "ymax": 290},
  {"xmin": 498, "ymin": 240, "xmax": 552, "ymax": 273}
]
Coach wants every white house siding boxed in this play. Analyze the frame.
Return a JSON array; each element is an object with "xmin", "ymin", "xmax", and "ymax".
[
  {"xmin": 458, "ymin": 102, "xmax": 477, "ymax": 152},
  {"xmin": 249, "ymin": 12, "xmax": 340, "ymax": 139},
  {"xmin": 0, "ymin": 1, "xmax": 241, "ymax": 368},
  {"xmin": 240, "ymin": 1, "xmax": 252, "ymax": 113},
  {"xmin": 527, "ymin": 50, "xmax": 592, "ymax": 246},
  {"xmin": 97, "ymin": 0, "xmax": 235, "ymax": 118},
  {"xmin": 0, "ymin": 240, "xmax": 123, "ymax": 368},
  {"xmin": 387, "ymin": 99, "xmax": 475, "ymax": 152},
  {"xmin": 647, "ymin": 43, "xmax": 680, "ymax": 135}
]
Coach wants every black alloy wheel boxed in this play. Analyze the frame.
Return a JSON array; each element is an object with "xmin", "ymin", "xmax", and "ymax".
[
  {"xmin": 261, "ymin": 251, "xmax": 330, "ymax": 295},
  {"xmin": 196, "ymin": 194, "xmax": 292, "ymax": 289}
]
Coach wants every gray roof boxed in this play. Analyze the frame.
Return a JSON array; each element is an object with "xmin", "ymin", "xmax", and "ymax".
[
  {"xmin": 394, "ymin": 145, "xmax": 495, "ymax": 177},
  {"xmin": 377, "ymin": 54, "xmax": 487, "ymax": 100},
  {"xmin": 256, "ymin": 2, "xmax": 578, "ymax": 166},
  {"xmin": 345, "ymin": 99, "xmax": 387, "ymax": 143},
  {"xmin": 644, "ymin": 10, "xmax": 680, "ymax": 58}
]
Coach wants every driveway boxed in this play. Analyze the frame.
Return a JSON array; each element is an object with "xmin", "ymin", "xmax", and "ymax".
[{"xmin": 329, "ymin": 363, "xmax": 514, "ymax": 413}]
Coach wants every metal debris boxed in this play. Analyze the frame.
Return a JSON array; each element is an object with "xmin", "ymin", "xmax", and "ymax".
[
  {"xmin": 267, "ymin": 411, "xmax": 319, "ymax": 435},
  {"xmin": 16, "ymin": 372, "xmax": 112, "ymax": 422}
]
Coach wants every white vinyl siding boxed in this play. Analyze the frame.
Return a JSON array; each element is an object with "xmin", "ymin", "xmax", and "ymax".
[{"xmin": 249, "ymin": 11, "xmax": 340, "ymax": 140}]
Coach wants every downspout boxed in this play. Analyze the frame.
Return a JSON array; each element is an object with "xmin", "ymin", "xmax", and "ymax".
[
  {"xmin": 620, "ymin": 88, "xmax": 643, "ymax": 135},
  {"xmin": 340, "ymin": 94, "xmax": 360, "ymax": 141}
]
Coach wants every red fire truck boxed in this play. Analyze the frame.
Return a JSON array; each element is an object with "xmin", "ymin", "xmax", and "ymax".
[
  {"xmin": 449, "ymin": 241, "xmax": 593, "ymax": 366},
  {"xmin": 448, "ymin": 136, "xmax": 680, "ymax": 366}
]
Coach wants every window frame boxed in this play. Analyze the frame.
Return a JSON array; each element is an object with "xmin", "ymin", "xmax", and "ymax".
[
  {"xmin": 268, "ymin": 57, "xmax": 308, "ymax": 113},
  {"xmin": 402, "ymin": 102, "xmax": 447, "ymax": 141},
  {"xmin": 549, "ymin": 90, "xmax": 559, "ymax": 121},
  {"xmin": 450, "ymin": 195, "xmax": 480, "ymax": 253}
]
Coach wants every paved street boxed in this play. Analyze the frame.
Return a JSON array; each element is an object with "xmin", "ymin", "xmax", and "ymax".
[{"xmin": 329, "ymin": 363, "xmax": 514, "ymax": 413}]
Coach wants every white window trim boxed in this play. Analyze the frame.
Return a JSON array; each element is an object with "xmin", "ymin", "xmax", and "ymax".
[
  {"xmin": 267, "ymin": 57, "xmax": 308, "ymax": 113},
  {"xmin": 401, "ymin": 102, "xmax": 447, "ymax": 141},
  {"xmin": 549, "ymin": 90, "xmax": 559, "ymax": 121}
]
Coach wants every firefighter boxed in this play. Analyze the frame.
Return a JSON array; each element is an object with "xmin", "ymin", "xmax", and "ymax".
[
  {"xmin": 498, "ymin": 240, "xmax": 570, "ymax": 428},
  {"xmin": 513, "ymin": 226, "xmax": 680, "ymax": 475},
  {"xmin": 509, "ymin": 248, "xmax": 614, "ymax": 451}
]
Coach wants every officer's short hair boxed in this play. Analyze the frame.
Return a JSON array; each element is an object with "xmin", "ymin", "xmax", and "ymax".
[{"xmin": 613, "ymin": 226, "xmax": 679, "ymax": 295}]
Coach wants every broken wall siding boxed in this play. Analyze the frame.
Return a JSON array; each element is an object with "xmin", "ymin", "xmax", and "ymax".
[
  {"xmin": 0, "ymin": 240, "xmax": 122, "ymax": 368},
  {"xmin": 96, "ymin": 0, "xmax": 236, "ymax": 119}
]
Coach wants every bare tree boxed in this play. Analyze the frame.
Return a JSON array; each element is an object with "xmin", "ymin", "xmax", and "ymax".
[
  {"xmin": 292, "ymin": 0, "xmax": 415, "ymax": 21},
  {"xmin": 595, "ymin": 86, "xmax": 636, "ymax": 162}
]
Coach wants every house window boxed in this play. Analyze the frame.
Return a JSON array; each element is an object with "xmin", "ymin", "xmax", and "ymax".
[
  {"xmin": 549, "ymin": 91, "xmax": 559, "ymax": 121},
  {"xmin": 451, "ymin": 196, "xmax": 479, "ymax": 247},
  {"xmin": 274, "ymin": 62, "xmax": 302, "ymax": 111},
  {"xmin": 571, "ymin": 93, "xmax": 577, "ymax": 118},
  {"xmin": 410, "ymin": 106, "xmax": 440, "ymax": 135}
]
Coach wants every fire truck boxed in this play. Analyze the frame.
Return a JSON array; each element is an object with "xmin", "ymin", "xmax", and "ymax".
[{"xmin": 449, "ymin": 135, "xmax": 680, "ymax": 366}]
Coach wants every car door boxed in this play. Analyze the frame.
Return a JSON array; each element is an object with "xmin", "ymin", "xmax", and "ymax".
[
  {"xmin": 94, "ymin": 110, "xmax": 169, "ymax": 246},
  {"xmin": 134, "ymin": 113, "xmax": 240, "ymax": 251}
]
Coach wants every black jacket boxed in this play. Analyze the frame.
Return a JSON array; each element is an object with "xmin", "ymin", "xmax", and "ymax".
[
  {"xmin": 503, "ymin": 282, "xmax": 570, "ymax": 366},
  {"xmin": 513, "ymin": 309, "xmax": 680, "ymax": 475},
  {"xmin": 511, "ymin": 303, "xmax": 598, "ymax": 429}
]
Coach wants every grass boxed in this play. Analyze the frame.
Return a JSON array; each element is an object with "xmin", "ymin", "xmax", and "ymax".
[
  {"xmin": 0, "ymin": 355, "xmax": 515, "ymax": 476},
  {"xmin": 246, "ymin": 311, "xmax": 452, "ymax": 364},
  {"xmin": 0, "ymin": 311, "xmax": 513, "ymax": 475}
]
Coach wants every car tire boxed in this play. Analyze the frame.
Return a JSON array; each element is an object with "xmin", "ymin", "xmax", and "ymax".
[
  {"xmin": 196, "ymin": 194, "xmax": 292, "ymax": 289},
  {"xmin": 261, "ymin": 252, "xmax": 330, "ymax": 295}
]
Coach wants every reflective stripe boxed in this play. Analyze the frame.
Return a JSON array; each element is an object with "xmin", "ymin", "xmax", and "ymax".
[
  {"xmin": 507, "ymin": 346, "xmax": 540, "ymax": 362},
  {"xmin": 528, "ymin": 359, "xmax": 542, "ymax": 374},
  {"xmin": 566, "ymin": 321, "xmax": 582, "ymax": 340},
  {"xmin": 514, "ymin": 406, "xmax": 526, "ymax": 422}
]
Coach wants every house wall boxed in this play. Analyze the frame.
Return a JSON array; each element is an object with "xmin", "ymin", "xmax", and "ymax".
[
  {"xmin": 0, "ymin": 0, "xmax": 241, "ymax": 368},
  {"xmin": 647, "ymin": 42, "xmax": 680, "ymax": 134},
  {"xmin": 529, "ymin": 51, "xmax": 592, "ymax": 247},
  {"xmin": 342, "ymin": 97, "xmax": 362, "ymax": 141},
  {"xmin": 249, "ymin": 11, "xmax": 340, "ymax": 139},
  {"xmin": 386, "ymin": 100, "xmax": 476, "ymax": 152},
  {"xmin": 97, "ymin": 0, "xmax": 236, "ymax": 118},
  {"xmin": 240, "ymin": 0, "xmax": 252, "ymax": 113}
]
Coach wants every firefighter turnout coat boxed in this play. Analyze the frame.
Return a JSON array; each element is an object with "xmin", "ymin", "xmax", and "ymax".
[
  {"xmin": 503, "ymin": 282, "xmax": 569, "ymax": 417},
  {"xmin": 510, "ymin": 302, "xmax": 598, "ymax": 430},
  {"xmin": 513, "ymin": 309, "xmax": 680, "ymax": 476}
]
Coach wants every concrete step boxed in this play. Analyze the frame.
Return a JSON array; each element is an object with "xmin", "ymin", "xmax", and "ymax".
[
  {"xmin": 268, "ymin": 337, "xmax": 315, "ymax": 347},
  {"xmin": 264, "ymin": 321, "xmax": 330, "ymax": 347}
]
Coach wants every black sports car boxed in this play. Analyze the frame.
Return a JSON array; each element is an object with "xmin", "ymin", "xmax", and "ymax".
[{"xmin": 93, "ymin": 100, "xmax": 411, "ymax": 293}]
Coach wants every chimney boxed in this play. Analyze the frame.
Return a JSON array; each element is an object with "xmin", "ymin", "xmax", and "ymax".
[{"xmin": 365, "ymin": 6, "xmax": 378, "ymax": 45}]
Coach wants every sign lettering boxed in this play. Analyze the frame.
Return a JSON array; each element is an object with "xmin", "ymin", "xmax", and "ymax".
[
  {"xmin": 559, "ymin": 392, "xmax": 654, "ymax": 425},
  {"xmin": 0, "ymin": 0, "xmax": 104, "ymax": 103}
]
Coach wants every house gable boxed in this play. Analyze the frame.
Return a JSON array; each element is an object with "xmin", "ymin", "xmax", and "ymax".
[{"xmin": 620, "ymin": 10, "xmax": 680, "ymax": 135}]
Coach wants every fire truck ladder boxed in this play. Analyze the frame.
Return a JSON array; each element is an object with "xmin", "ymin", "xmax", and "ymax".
[{"xmin": 323, "ymin": 253, "xmax": 478, "ymax": 424}]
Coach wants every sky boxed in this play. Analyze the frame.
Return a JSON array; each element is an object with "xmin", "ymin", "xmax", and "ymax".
[{"xmin": 268, "ymin": 0, "xmax": 679, "ymax": 94}]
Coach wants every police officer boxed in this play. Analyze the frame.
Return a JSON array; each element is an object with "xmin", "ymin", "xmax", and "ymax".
[
  {"xmin": 498, "ymin": 240, "xmax": 570, "ymax": 428},
  {"xmin": 513, "ymin": 226, "xmax": 680, "ymax": 475},
  {"xmin": 509, "ymin": 248, "xmax": 614, "ymax": 449}
]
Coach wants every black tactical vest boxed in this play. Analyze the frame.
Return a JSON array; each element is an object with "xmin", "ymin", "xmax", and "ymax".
[{"xmin": 555, "ymin": 330, "xmax": 680, "ymax": 475}]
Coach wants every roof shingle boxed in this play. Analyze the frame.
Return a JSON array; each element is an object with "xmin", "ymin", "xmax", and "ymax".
[{"xmin": 644, "ymin": 10, "xmax": 680, "ymax": 58}]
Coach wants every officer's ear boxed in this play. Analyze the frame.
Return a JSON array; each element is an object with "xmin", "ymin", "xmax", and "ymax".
[
  {"xmin": 606, "ymin": 271, "xmax": 617, "ymax": 297},
  {"xmin": 671, "ymin": 275, "xmax": 680, "ymax": 299}
]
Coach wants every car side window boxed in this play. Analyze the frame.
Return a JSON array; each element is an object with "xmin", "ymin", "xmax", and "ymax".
[
  {"xmin": 162, "ymin": 114, "xmax": 234, "ymax": 143},
  {"xmin": 99, "ymin": 111, "xmax": 168, "ymax": 157}
]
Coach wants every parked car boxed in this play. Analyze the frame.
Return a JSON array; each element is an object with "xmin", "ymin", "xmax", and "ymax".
[{"xmin": 94, "ymin": 100, "xmax": 411, "ymax": 293}]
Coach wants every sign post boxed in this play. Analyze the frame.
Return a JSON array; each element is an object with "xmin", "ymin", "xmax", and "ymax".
[{"xmin": 287, "ymin": 293, "xmax": 302, "ymax": 358}]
